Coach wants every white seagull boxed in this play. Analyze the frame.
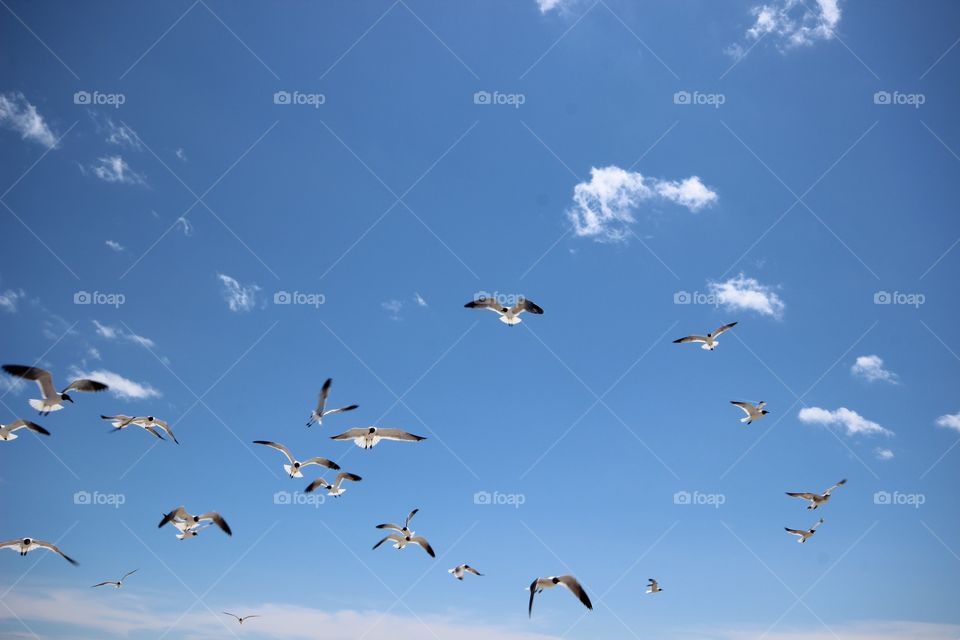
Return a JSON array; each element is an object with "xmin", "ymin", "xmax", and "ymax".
[
  {"xmin": 0, "ymin": 537, "xmax": 78, "ymax": 565},
  {"xmin": 170, "ymin": 520, "xmax": 209, "ymax": 540},
  {"xmin": 372, "ymin": 533, "xmax": 435, "ymax": 558},
  {"xmin": 672, "ymin": 322, "xmax": 738, "ymax": 351},
  {"xmin": 223, "ymin": 612, "xmax": 260, "ymax": 625},
  {"xmin": 102, "ymin": 415, "xmax": 165, "ymax": 441},
  {"xmin": 786, "ymin": 479, "xmax": 847, "ymax": 510},
  {"xmin": 376, "ymin": 508, "xmax": 419, "ymax": 537},
  {"xmin": 158, "ymin": 507, "xmax": 232, "ymax": 536},
  {"xmin": 464, "ymin": 296, "xmax": 544, "ymax": 326},
  {"xmin": 304, "ymin": 472, "xmax": 362, "ymax": 497},
  {"xmin": 785, "ymin": 518, "xmax": 824, "ymax": 543},
  {"xmin": 0, "ymin": 419, "xmax": 50, "ymax": 441},
  {"xmin": 646, "ymin": 578, "xmax": 663, "ymax": 594},
  {"xmin": 253, "ymin": 440, "xmax": 340, "ymax": 477},
  {"xmin": 306, "ymin": 378, "xmax": 359, "ymax": 427},
  {"xmin": 92, "ymin": 568, "xmax": 138, "ymax": 589},
  {"xmin": 730, "ymin": 400, "xmax": 769, "ymax": 425},
  {"xmin": 449, "ymin": 564, "xmax": 483, "ymax": 581},
  {"xmin": 131, "ymin": 417, "xmax": 179, "ymax": 444},
  {"xmin": 528, "ymin": 575, "xmax": 592, "ymax": 617},
  {"xmin": 330, "ymin": 426, "xmax": 426, "ymax": 449},
  {"xmin": 3, "ymin": 364, "xmax": 108, "ymax": 415}
]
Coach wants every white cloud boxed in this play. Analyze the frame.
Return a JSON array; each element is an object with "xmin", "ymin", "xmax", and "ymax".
[
  {"xmin": 709, "ymin": 620, "xmax": 960, "ymax": 640},
  {"xmin": 87, "ymin": 155, "xmax": 146, "ymax": 185},
  {"xmin": 176, "ymin": 216, "xmax": 193, "ymax": 236},
  {"xmin": 798, "ymin": 406, "xmax": 893, "ymax": 437},
  {"xmin": 935, "ymin": 411, "xmax": 960, "ymax": 433},
  {"xmin": 734, "ymin": 0, "xmax": 841, "ymax": 54},
  {"xmin": 0, "ymin": 92, "xmax": 59, "ymax": 149},
  {"xmin": 92, "ymin": 320, "xmax": 156, "ymax": 349},
  {"xmin": 707, "ymin": 273, "xmax": 785, "ymax": 318},
  {"xmin": 536, "ymin": 0, "xmax": 564, "ymax": 12},
  {"xmin": 382, "ymin": 299, "xmax": 403, "ymax": 320},
  {"xmin": 0, "ymin": 288, "xmax": 24, "ymax": 313},
  {"xmin": 567, "ymin": 166, "xmax": 717, "ymax": 242},
  {"xmin": 0, "ymin": 376, "xmax": 26, "ymax": 393},
  {"xmin": 88, "ymin": 347, "xmax": 101, "ymax": 360},
  {"xmin": 217, "ymin": 273, "xmax": 260, "ymax": 312},
  {"xmin": 851, "ymin": 354, "xmax": 899, "ymax": 384},
  {"xmin": 413, "ymin": 292, "xmax": 428, "ymax": 307},
  {"xmin": 105, "ymin": 240, "xmax": 124, "ymax": 252},
  {"xmin": 175, "ymin": 147, "xmax": 187, "ymax": 161},
  {"xmin": 69, "ymin": 368, "xmax": 160, "ymax": 400},
  {"xmin": 103, "ymin": 118, "xmax": 141, "ymax": 149},
  {"xmin": 874, "ymin": 447, "xmax": 894, "ymax": 460}
]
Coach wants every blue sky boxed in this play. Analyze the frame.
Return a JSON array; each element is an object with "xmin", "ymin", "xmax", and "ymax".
[{"xmin": 1, "ymin": 0, "xmax": 959, "ymax": 638}]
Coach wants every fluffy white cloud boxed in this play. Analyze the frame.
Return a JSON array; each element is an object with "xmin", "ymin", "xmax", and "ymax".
[
  {"xmin": 105, "ymin": 240, "xmax": 124, "ymax": 252},
  {"xmin": 536, "ymin": 0, "xmax": 564, "ymax": 13},
  {"xmin": 70, "ymin": 368, "xmax": 160, "ymax": 400},
  {"xmin": 0, "ymin": 288, "xmax": 24, "ymax": 313},
  {"xmin": 217, "ymin": 273, "xmax": 260, "ymax": 312},
  {"xmin": 935, "ymin": 411, "xmax": 960, "ymax": 433},
  {"xmin": 851, "ymin": 354, "xmax": 899, "ymax": 384},
  {"xmin": 568, "ymin": 166, "xmax": 717, "ymax": 242},
  {"xmin": 798, "ymin": 406, "xmax": 893, "ymax": 437},
  {"xmin": 93, "ymin": 320, "xmax": 156, "ymax": 349},
  {"xmin": 0, "ymin": 92, "xmax": 59, "ymax": 149},
  {"xmin": 733, "ymin": 0, "xmax": 841, "ymax": 55},
  {"xmin": 87, "ymin": 155, "xmax": 146, "ymax": 185},
  {"xmin": 874, "ymin": 447, "xmax": 894, "ymax": 460},
  {"xmin": 707, "ymin": 273, "xmax": 785, "ymax": 318}
]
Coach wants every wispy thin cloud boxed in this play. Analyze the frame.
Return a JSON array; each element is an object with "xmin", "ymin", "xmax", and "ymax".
[
  {"xmin": 217, "ymin": 273, "xmax": 260, "ymax": 312},
  {"xmin": 0, "ymin": 91, "xmax": 59, "ymax": 149},
  {"xmin": 85, "ymin": 155, "xmax": 146, "ymax": 185},
  {"xmin": 93, "ymin": 320, "xmax": 155, "ymax": 349},
  {"xmin": 105, "ymin": 240, "xmax": 124, "ymax": 253},
  {"xmin": 0, "ymin": 288, "xmax": 25, "ymax": 313},
  {"xmin": 729, "ymin": 0, "xmax": 842, "ymax": 58},
  {"xmin": 69, "ymin": 367, "xmax": 160, "ymax": 400}
]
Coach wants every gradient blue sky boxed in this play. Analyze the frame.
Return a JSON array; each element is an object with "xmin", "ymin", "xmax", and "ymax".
[{"xmin": 1, "ymin": 1, "xmax": 959, "ymax": 638}]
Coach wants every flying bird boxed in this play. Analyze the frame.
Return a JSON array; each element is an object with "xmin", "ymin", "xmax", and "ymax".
[
  {"xmin": 464, "ymin": 296, "xmax": 544, "ymax": 326},
  {"xmin": 785, "ymin": 518, "xmax": 824, "ymax": 543},
  {"xmin": 330, "ymin": 426, "xmax": 426, "ymax": 449},
  {"xmin": 253, "ymin": 440, "xmax": 340, "ymax": 477},
  {"xmin": 170, "ymin": 520, "xmax": 209, "ymax": 540},
  {"xmin": 91, "ymin": 569, "xmax": 138, "ymax": 589},
  {"xmin": 0, "ymin": 419, "xmax": 50, "ymax": 441},
  {"xmin": 646, "ymin": 578, "xmax": 662, "ymax": 594},
  {"xmin": 372, "ymin": 533, "xmax": 435, "ymax": 558},
  {"xmin": 2, "ymin": 365, "xmax": 108, "ymax": 415},
  {"xmin": 730, "ymin": 400, "xmax": 769, "ymax": 425},
  {"xmin": 449, "ymin": 564, "xmax": 483, "ymax": 580},
  {"xmin": 306, "ymin": 378, "xmax": 358, "ymax": 427},
  {"xmin": 786, "ymin": 479, "xmax": 847, "ymax": 510},
  {"xmin": 223, "ymin": 612, "xmax": 260, "ymax": 625},
  {"xmin": 376, "ymin": 508, "xmax": 419, "ymax": 536},
  {"xmin": 673, "ymin": 322, "xmax": 738, "ymax": 351},
  {"xmin": 0, "ymin": 537, "xmax": 78, "ymax": 565},
  {"xmin": 102, "ymin": 415, "xmax": 165, "ymax": 441},
  {"xmin": 527, "ymin": 575, "xmax": 592, "ymax": 617},
  {"xmin": 158, "ymin": 507, "xmax": 232, "ymax": 536},
  {"xmin": 304, "ymin": 472, "xmax": 362, "ymax": 497}
]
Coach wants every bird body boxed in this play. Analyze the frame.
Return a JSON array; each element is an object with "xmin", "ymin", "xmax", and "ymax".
[
  {"xmin": 730, "ymin": 400, "xmax": 769, "ymax": 425},
  {"xmin": 330, "ymin": 426, "xmax": 426, "ymax": 449},
  {"xmin": 464, "ymin": 296, "xmax": 544, "ymax": 325},
  {"xmin": 786, "ymin": 479, "xmax": 847, "ymax": 510},
  {"xmin": 673, "ymin": 322, "xmax": 738, "ymax": 350},
  {"xmin": 449, "ymin": 564, "xmax": 483, "ymax": 580}
]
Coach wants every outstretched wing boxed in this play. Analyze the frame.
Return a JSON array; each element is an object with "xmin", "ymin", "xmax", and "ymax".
[
  {"xmin": 253, "ymin": 440, "xmax": 295, "ymax": 464},
  {"xmin": 558, "ymin": 575, "xmax": 592, "ymax": 610},
  {"xmin": 9, "ymin": 419, "xmax": 50, "ymax": 436},
  {"xmin": 198, "ymin": 512, "xmax": 232, "ymax": 536},
  {"xmin": 673, "ymin": 335, "xmax": 708, "ymax": 344},
  {"xmin": 710, "ymin": 321, "xmax": 738, "ymax": 337},
  {"xmin": 304, "ymin": 478, "xmax": 330, "ymax": 493},
  {"xmin": 376, "ymin": 429, "xmax": 426, "ymax": 442},
  {"xmin": 315, "ymin": 378, "xmax": 332, "ymax": 414},
  {"xmin": 509, "ymin": 297, "xmax": 544, "ymax": 316},
  {"xmin": 34, "ymin": 540, "xmax": 78, "ymax": 565},
  {"xmin": 410, "ymin": 536, "xmax": 435, "ymax": 558},
  {"xmin": 330, "ymin": 428, "xmax": 367, "ymax": 441},
  {"xmin": 785, "ymin": 492, "xmax": 818, "ymax": 500},
  {"xmin": 3, "ymin": 365, "xmax": 57, "ymax": 399},
  {"xmin": 300, "ymin": 456, "xmax": 341, "ymax": 471},
  {"xmin": 405, "ymin": 508, "xmax": 420, "ymax": 528},
  {"xmin": 372, "ymin": 534, "xmax": 404, "ymax": 550},
  {"xmin": 63, "ymin": 378, "xmax": 109, "ymax": 393},
  {"xmin": 824, "ymin": 478, "xmax": 847, "ymax": 495}
]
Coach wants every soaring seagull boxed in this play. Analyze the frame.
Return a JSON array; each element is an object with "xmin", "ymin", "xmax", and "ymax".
[
  {"xmin": 527, "ymin": 575, "xmax": 592, "ymax": 617},
  {"xmin": 730, "ymin": 400, "xmax": 769, "ymax": 425},
  {"xmin": 330, "ymin": 426, "xmax": 426, "ymax": 449},
  {"xmin": 3, "ymin": 365, "xmax": 108, "ymax": 415},
  {"xmin": 376, "ymin": 508, "xmax": 419, "ymax": 537},
  {"xmin": 0, "ymin": 538, "xmax": 78, "ymax": 565},
  {"xmin": 223, "ymin": 612, "xmax": 260, "ymax": 625},
  {"xmin": 253, "ymin": 440, "xmax": 340, "ymax": 477},
  {"xmin": 102, "ymin": 415, "xmax": 165, "ymax": 440},
  {"xmin": 449, "ymin": 564, "xmax": 483, "ymax": 581},
  {"xmin": 672, "ymin": 322, "xmax": 738, "ymax": 351},
  {"xmin": 131, "ymin": 417, "xmax": 179, "ymax": 444},
  {"xmin": 785, "ymin": 518, "xmax": 824, "ymax": 543},
  {"xmin": 306, "ymin": 378, "xmax": 358, "ymax": 427},
  {"xmin": 464, "ymin": 296, "xmax": 544, "ymax": 326},
  {"xmin": 372, "ymin": 533, "xmax": 435, "ymax": 558},
  {"xmin": 158, "ymin": 507, "xmax": 232, "ymax": 536},
  {"xmin": 786, "ymin": 479, "xmax": 847, "ymax": 510},
  {"xmin": 0, "ymin": 419, "xmax": 50, "ymax": 441},
  {"xmin": 91, "ymin": 569, "xmax": 138, "ymax": 589},
  {"xmin": 646, "ymin": 578, "xmax": 663, "ymax": 594},
  {"xmin": 304, "ymin": 472, "xmax": 362, "ymax": 497}
]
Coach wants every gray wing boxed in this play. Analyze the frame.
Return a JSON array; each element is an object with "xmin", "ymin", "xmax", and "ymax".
[
  {"xmin": 824, "ymin": 479, "xmax": 847, "ymax": 495},
  {"xmin": 198, "ymin": 512, "xmax": 232, "ymax": 535},
  {"xmin": 375, "ymin": 429, "xmax": 426, "ymax": 442},
  {"xmin": 304, "ymin": 478, "xmax": 331, "ymax": 493},
  {"xmin": 464, "ymin": 298, "xmax": 504, "ymax": 313},
  {"xmin": 63, "ymin": 378, "xmax": 109, "ymax": 393},
  {"xmin": 558, "ymin": 575, "xmax": 592, "ymax": 610},
  {"xmin": 405, "ymin": 508, "xmax": 419, "ymax": 528},
  {"xmin": 330, "ymin": 428, "xmax": 367, "ymax": 441},
  {"xmin": 3, "ymin": 365, "xmax": 57, "ymax": 399},
  {"xmin": 410, "ymin": 536, "xmax": 435, "ymax": 558},
  {"xmin": 509, "ymin": 297, "xmax": 544, "ymax": 315},
  {"xmin": 300, "ymin": 456, "xmax": 341, "ymax": 471},
  {"xmin": 323, "ymin": 404, "xmax": 359, "ymax": 417},
  {"xmin": 9, "ymin": 420, "xmax": 50, "ymax": 435},
  {"xmin": 253, "ymin": 440, "xmax": 295, "ymax": 464},
  {"xmin": 730, "ymin": 401, "xmax": 754, "ymax": 415},
  {"xmin": 785, "ymin": 492, "xmax": 818, "ymax": 500},
  {"xmin": 373, "ymin": 534, "xmax": 405, "ymax": 550},
  {"xmin": 34, "ymin": 540, "xmax": 78, "ymax": 565},
  {"xmin": 711, "ymin": 321, "xmax": 738, "ymax": 337},
  {"xmin": 334, "ymin": 472, "xmax": 362, "ymax": 488},
  {"xmin": 150, "ymin": 420, "xmax": 178, "ymax": 444},
  {"xmin": 464, "ymin": 565, "xmax": 482, "ymax": 576},
  {"xmin": 315, "ymin": 378, "xmax": 332, "ymax": 414},
  {"xmin": 673, "ymin": 335, "xmax": 708, "ymax": 344},
  {"xmin": 158, "ymin": 507, "xmax": 190, "ymax": 528}
]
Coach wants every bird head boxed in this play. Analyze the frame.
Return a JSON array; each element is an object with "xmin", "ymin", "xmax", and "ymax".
[
  {"xmin": 367, "ymin": 427, "xmax": 376, "ymax": 433},
  {"xmin": 62, "ymin": 394, "xmax": 74, "ymax": 403},
  {"xmin": 22, "ymin": 538, "xmax": 31, "ymax": 545}
]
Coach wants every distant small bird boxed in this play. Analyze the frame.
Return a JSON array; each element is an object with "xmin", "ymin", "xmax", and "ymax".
[
  {"xmin": 464, "ymin": 296, "xmax": 544, "ymax": 326},
  {"xmin": 730, "ymin": 400, "xmax": 769, "ymax": 425},
  {"xmin": 223, "ymin": 612, "xmax": 260, "ymax": 625},
  {"xmin": 785, "ymin": 518, "xmax": 824, "ymax": 543},
  {"xmin": 786, "ymin": 479, "xmax": 847, "ymax": 510},
  {"xmin": 304, "ymin": 472, "xmax": 362, "ymax": 497},
  {"xmin": 2, "ymin": 364, "xmax": 108, "ymax": 415},
  {"xmin": 102, "ymin": 415, "xmax": 165, "ymax": 441},
  {"xmin": 372, "ymin": 533, "xmax": 435, "ymax": 558},
  {"xmin": 449, "ymin": 564, "xmax": 483, "ymax": 580},
  {"xmin": 330, "ymin": 426, "xmax": 426, "ymax": 449},
  {"xmin": 158, "ymin": 507, "xmax": 232, "ymax": 536},
  {"xmin": 376, "ymin": 508, "xmax": 419, "ymax": 536},
  {"xmin": 91, "ymin": 568, "xmax": 138, "ymax": 589},
  {"xmin": 527, "ymin": 575, "xmax": 592, "ymax": 617},
  {"xmin": 0, "ymin": 419, "xmax": 50, "ymax": 441},
  {"xmin": 306, "ymin": 378, "xmax": 358, "ymax": 427},
  {"xmin": 253, "ymin": 440, "xmax": 340, "ymax": 477},
  {"xmin": 0, "ymin": 537, "xmax": 78, "ymax": 565},
  {"xmin": 673, "ymin": 322, "xmax": 738, "ymax": 351},
  {"xmin": 646, "ymin": 578, "xmax": 662, "ymax": 594}
]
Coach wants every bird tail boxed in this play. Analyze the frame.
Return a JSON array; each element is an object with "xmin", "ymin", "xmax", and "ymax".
[{"xmin": 29, "ymin": 399, "xmax": 53, "ymax": 411}]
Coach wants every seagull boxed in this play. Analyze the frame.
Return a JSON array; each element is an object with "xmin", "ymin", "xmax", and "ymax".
[
  {"xmin": 253, "ymin": 440, "xmax": 340, "ymax": 477},
  {"xmin": 376, "ymin": 508, "xmax": 419, "ymax": 536},
  {"xmin": 464, "ymin": 296, "xmax": 544, "ymax": 326},
  {"xmin": 786, "ymin": 479, "xmax": 847, "ymax": 510},
  {"xmin": 672, "ymin": 322, "xmax": 738, "ymax": 351},
  {"xmin": 170, "ymin": 520, "xmax": 209, "ymax": 540},
  {"xmin": 527, "ymin": 575, "xmax": 592, "ymax": 617},
  {"xmin": 646, "ymin": 578, "xmax": 662, "ymax": 594},
  {"xmin": 449, "ymin": 564, "xmax": 483, "ymax": 580},
  {"xmin": 372, "ymin": 533, "xmax": 435, "ymax": 558},
  {"xmin": 304, "ymin": 472, "xmax": 362, "ymax": 497},
  {"xmin": 102, "ymin": 415, "xmax": 165, "ymax": 441},
  {"xmin": 2, "ymin": 364, "xmax": 108, "ymax": 415},
  {"xmin": 132, "ymin": 417, "xmax": 179, "ymax": 444},
  {"xmin": 306, "ymin": 378, "xmax": 359, "ymax": 427},
  {"xmin": 330, "ymin": 426, "xmax": 426, "ymax": 449},
  {"xmin": 0, "ymin": 419, "xmax": 50, "ymax": 441},
  {"xmin": 91, "ymin": 569, "xmax": 138, "ymax": 589},
  {"xmin": 730, "ymin": 400, "xmax": 769, "ymax": 425},
  {"xmin": 785, "ymin": 518, "xmax": 824, "ymax": 543},
  {"xmin": 223, "ymin": 612, "xmax": 260, "ymax": 625},
  {"xmin": 0, "ymin": 538, "xmax": 78, "ymax": 565},
  {"xmin": 158, "ymin": 507, "xmax": 232, "ymax": 536}
]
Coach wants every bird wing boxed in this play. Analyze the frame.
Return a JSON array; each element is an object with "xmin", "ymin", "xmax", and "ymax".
[
  {"xmin": 101, "ymin": 415, "xmax": 136, "ymax": 426},
  {"xmin": 158, "ymin": 507, "xmax": 189, "ymax": 528},
  {"xmin": 330, "ymin": 428, "xmax": 367, "ymax": 441},
  {"xmin": 405, "ymin": 508, "xmax": 420, "ymax": 528},
  {"xmin": 711, "ymin": 321, "xmax": 738, "ymax": 337},
  {"xmin": 333, "ymin": 472, "xmax": 362, "ymax": 488},
  {"xmin": 373, "ymin": 534, "xmax": 405, "ymax": 550},
  {"xmin": 33, "ymin": 540, "xmax": 78, "ymax": 565},
  {"xmin": 91, "ymin": 581, "xmax": 116, "ymax": 588},
  {"xmin": 464, "ymin": 565, "xmax": 482, "ymax": 576},
  {"xmin": 121, "ymin": 569, "xmax": 138, "ymax": 581},
  {"xmin": 151, "ymin": 420, "xmax": 178, "ymax": 444},
  {"xmin": 785, "ymin": 492, "xmax": 818, "ymax": 500},
  {"xmin": 528, "ymin": 578, "xmax": 541, "ymax": 617},
  {"xmin": 3, "ymin": 365, "xmax": 57, "ymax": 399},
  {"xmin": 315, "ymin": 378, "xmax": 332, "ymax": 414},
  {"xmin": 222, "ymin": 612, "xmax": 241, "ymax": 621},
  {"xmin": 198, "ymin": 512, "xmax": 232, "ymax": 535},
  {"xmin": 464, "ymin": 298, "xmax": 504, "ymax": 313},
  {"xmin": 673, "ymin": 335, "xmax": 708, "ymax": 344},
  {"xmin": 824, "ymin": 479, "xmax": 847, "ymax": 495},
  {"xmin": 558, "ymin": 575, "xmax": 592, "ymax": 610},
  {"xmin": 253, "ymin": 440, "xmax": 295, "ymax": 464},
  {"xmin": 375, "ymin": 429, "xmax": 426, "ymax": 442},
  {"xmin": 144, "ymin": 426, "xmax": 166, "ymax": 441},
  {"xmin": 784, "ymin": 527, "xmax": 804, "ymax": 535},
  {"xmin": 300, "ymin": 456, "xmax": 341, "ymax": 471},
  {"xmin": 304, "ymin": 478, "xmax": 330, "ymax": 493},
  {"xmin": 63, "ymin": 378, "xmax": 109, "ymax": 393},
  {"xmin": 810, "ymin": 518, "xmax": 824, "ymax": 531},
  {"xmin": 323, "ymin": 404, "xmax": 359, "ymax": 417},
  {"xmin": 0, "ymin": 539, "xmax": 21, "ymax": 551},
  {"xmin": 410, "ymin": 536, "xmax": 435, "ymax": 557},
  {"xmin": 376, "ymin": 523, "xmax": 404, "ymax": 532},
  {"xmin": 648, "ymin": 579, "xmax": 658, "ymax": 589},
  {"xmin": 8, "ymin": 420, "xmax": 50, "ymax": 435},
  {"xmin": 509, "ymin": 297, "xmax": 544, "ymax": 315},
  {"xmin": 730, "ymin": 401, "xmax": 754, "ymax": 415}
]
